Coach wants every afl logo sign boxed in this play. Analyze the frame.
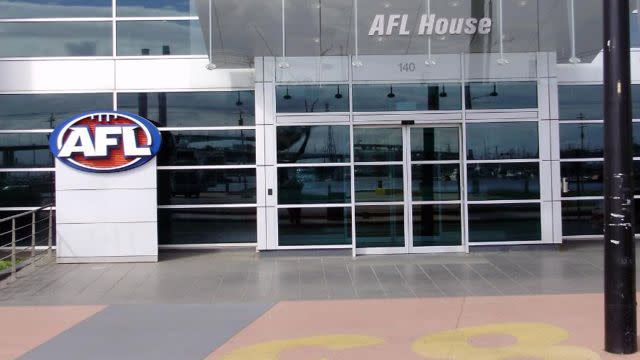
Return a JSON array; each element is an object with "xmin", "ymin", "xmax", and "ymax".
[{"xmin": 49, "ymin": 111, "xmax": 162, "ymax": 173}]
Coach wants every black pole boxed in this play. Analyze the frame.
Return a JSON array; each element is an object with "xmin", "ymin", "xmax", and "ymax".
[{"xmin": 604, "ymin": 0, "xmax": 637, "ymax": 354}]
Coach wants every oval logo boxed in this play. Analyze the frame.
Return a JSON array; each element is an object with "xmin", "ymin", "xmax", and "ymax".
[{"xmin": 49, "ymin": 111, "xmax": 162, "ymax": 173}]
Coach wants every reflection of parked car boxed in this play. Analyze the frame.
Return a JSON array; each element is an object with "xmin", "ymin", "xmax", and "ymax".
[{"xmin": 0, "ymin": 184, "xmax": 39, "ymax": 206}]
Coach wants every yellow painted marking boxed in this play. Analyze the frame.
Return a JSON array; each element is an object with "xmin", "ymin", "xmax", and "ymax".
[
  {"xmin": 412, "ymin": 322, "xmax": 600, "ymax": 359},
  {"xmin": 219, "ymin": 334, "xmax": 384, "ymax": 360}
]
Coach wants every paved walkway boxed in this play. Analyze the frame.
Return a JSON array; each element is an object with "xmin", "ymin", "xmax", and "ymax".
[
  {"xmin": 2, "ymin": 243, "xmax": 640, "ymax": 359},
  {"xmin": 0, "ymin": 243, "xmax": 622, "ymax": 305}
]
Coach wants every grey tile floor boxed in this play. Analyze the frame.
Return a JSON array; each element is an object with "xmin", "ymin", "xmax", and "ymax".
[{"xmin": 0, "ymin": 242, "xmax": 634, "ymax": 305}]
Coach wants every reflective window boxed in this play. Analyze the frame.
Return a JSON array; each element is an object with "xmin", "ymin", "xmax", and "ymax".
[
  {"xmin": 0, "ymin": 133, "xmax": 53, "ymax": 168},
  {"xmin": 117, "ymin": 0, "xmax": 196, "ymax": 16},
  {"xmin": 278, "ymin": 207, "xmax": 351, "ymax": 246},
  {"xmin": 559, "ymin": 123, "xmax": 603, "ymax": 158},
  {"xmin": 278, "ymin": 167, "xmax": 350, "ymax": 204},
  {"xmin": 412, "ymin": 205, "xmax": 461, "ymax": 247},
  {"xmin": 468, "ymin": 204, "xmax": 541, "ymax": 242},
  {"xmin": 116, "ymin": 20, "xmax": 205, "ymax": 56},
  {"xmin": 560, "ymin": 162, "xmax": 602, "ymax": 197},
  {"xmin": 0, "ymin": 210, "xmax": 55, "ymax": 246},
  {"xmin": 158, "ymin": 130, "xmax": 255, "ymax": 166},
  {"xmin": 467, "ymin": 163, "xmax": 540, "ymax": 201},
  {"xmin": 465, "ymin": 82, "xmax": 538, "ymax": 110},
  {"xmin": 275, "ymin": 85, "xmax": 349, "ymax": 113},
  {"xmin": 355, "ymin": 205, "xmax": 404, "ymax": 248},
  {"xmin": 0, "ymin": 172, "xmax": 54, "ymax": 207},
  {"xmin": 277, "ymin": 126, "xmax": 350, "ymax": 163},
  {"xmin": 353, "ymin": 128, "xmax": 402, "ymax": 162},
  {"xmin": 158, "ymin": 208, "xmax": 256, "ymax": 244},
  {"xmin": 0, "ymin": 93, "xmax": 113, "ymax": 130},
  {"xmin": 558, "ymin": 85, "xmax": 603, "ymax": 120},
  {"xmin": 157, "ymin": 169, "xmax": 256, "ymax": 205},
  {"xmin": 0, "ymin": 22, "xmax": 112, "ymax": 57},
  {"xmin": 561, "ymin": 200, "xmax": 603, "ymax": 236},
  {"xmin": 411, "ymin": 164, "xmax": 460, "ymax": 201},
  {"xmin": 352, "ymin": 83, "xmax": 461, "ymax": 112},
  {"xmin": 117, "ymin": 91, "xmax": 254, "ymax": 127},
  {"xmin": 354, "ymin": 165, "xmax": 403, "ymax": 202},
  {"xmin": 466, "ymin": 122, "xmax": 538, "ymax": 160},
  {"xmin": 0, "ymin": 0, "xmax": 111, "ymax": 18},
  {"xmin": 634, "ymin": 123, "xmax": 640, "ymax": 157},
  {"xmin": 410, "ymin": 127, "xmax": 459, "ymax": 161}
]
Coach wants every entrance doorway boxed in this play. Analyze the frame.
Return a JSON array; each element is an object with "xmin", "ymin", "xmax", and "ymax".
[{"xmin": 353, "ymin": 124, "xmax": 465, "ymax": 254}]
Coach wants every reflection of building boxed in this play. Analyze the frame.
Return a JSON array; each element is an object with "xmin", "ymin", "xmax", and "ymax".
[{"xmin": 1, "ymin": 0, "xmax": 639, "ymax": 262}]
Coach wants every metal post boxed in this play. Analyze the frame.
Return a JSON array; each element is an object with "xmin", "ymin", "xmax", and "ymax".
[
  {"xmin": 604, "ymin": 0, "xmax": 637, "ymax": 354},
  {"xmin": 10, "ymin": 219, "xmax": 16, "ymax": 282},
  {"xmin": 47, "ymin": 207, "xmax": 52, "ymax": 258},
  {"xmin": 31, "ymin": 212, "xmax": 35, "ymax": 267}
]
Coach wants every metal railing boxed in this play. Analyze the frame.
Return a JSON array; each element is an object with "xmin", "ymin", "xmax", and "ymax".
[{"xmin": 0, "ymin": 205, "xmax": 54, "ymax": 282}]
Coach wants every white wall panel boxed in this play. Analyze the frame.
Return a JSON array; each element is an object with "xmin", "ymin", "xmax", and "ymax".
[
  {"xmin": 56, "ymin": 222, "xmax": 158, "ymax": 260},
  {"xmin": 55, "ymin": 158, "xmax": 156, "ymax": 191},
  {"xmin": 115, "ymin": 58, "xmax": 254, "ymax": 90},
  {"xmin": 0, "ymin": 60, "xmax": 115, "ymax": 92},
  {"xmin": 464, "ymin": 53, "xmax": 538, "ymax": 80},
  {"xmin": 352, "ymin": 54, "xmax": 461, "ymax": 82},
  {"xmin": 56, "ymin": 188, "xmax": 157, "ymax": 224},
  {"xmin": 275, "ymin": 56, "xmax": 349, "ymax": 83}
]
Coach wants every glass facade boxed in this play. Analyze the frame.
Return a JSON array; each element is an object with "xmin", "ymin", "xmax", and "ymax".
[{"xmin": 4, "ymin": 0, "xmax": 639, "ymax": 253}]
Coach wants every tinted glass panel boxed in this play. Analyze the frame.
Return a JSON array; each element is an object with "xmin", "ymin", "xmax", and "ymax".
[
  {"xmin": 467, "ymin": 163, "xmax": 540, "ymax": 201},
  {"xmin": 157, "ymin": 169, "xmax": 255, "ymax": 205},
  {"xmin": 465, "ymin": 82, "xmax": 537, "ymax": 110},
  {"xmin": 352, "ymin": 83, "xmax": 461, "ymax": 112},
  {"xmin": 0, "ymin": 22, "xmax": 112, "ymax": 57},
  {"xmin": 561, "ymin": 200, "xmax": 604, "ymax": 236},
  {"xmin": 410, "ymin": 127, "xmax": 459, "ymax": 161},
  {"xmin": 0, "ymin": 210, "xmax": 55, "ymax": 247},
  {"xmin": 158, "ymin": 208, "xmax": 256, "ymax": 244},
  {"xmin": 560, "ymin": 162, "xmax": 602, "ymax": 197},
  {"xmin": 468, "ymin": 204, "xmax": 541, "ymax": 242},
  {"xmin": 466, "ymin": 122, "xmax": 539, "ymax": 160},
  {"xmin": 353, "ymin": 128, "xmax": 402, "ymax": 162},
  {"xmin": 275, "ymin": 85, "xmax": 349, "ymax": 113},
  {"xmin": 278, "ymin": 207, "xmax": 351, "ymax": 246},
  {"xmin": 117, "ymin": 91, "xmax": 254, "ymax": 126},
  {"xmin": 412, "ymin": 204, "xmax": 461, "ymax": 247},
  {"xmin": 0, "ymin": 172, "xmax": 54, "ymax": 207},
  {"xmin": 355, "ymin": 205, "xmax": 404, "ymax": 248},
  {"xmin": 634, "ymin": 123, "xmax": 640, "ymax": 157},
  {"xmin": 354, "ymin": 165, "xmax": 403, "ymax": 202},
  {"xmin": 158, "ymin": 130, "xmax": 255, "ymax": 166},
  {"xmin": 411, "ymin": 164, "xmax": 460, "ymax": 201},
  {"xmin": 0, "ymin": 133, "xmax": 53, "ymax": 168},
  {"xmin": 278, "ymin": 167, "xmax": 350, "ymax": 204},
  {"xmin": 117, "ymin": 0, "xmax": 196, "ymax": 16},
  {"xmin": 0, "ymin": 0, "xmax": 111, "ymax": 18},
  {"xmin": 559, "ymin": 123, "xmax": 603, "ymax": 158},
  {"xmin": 116, "ymin": 20, "xmax": 205, "ymax": 56},
  {"xmin": 558, "ymin": 85, "xmax": 603, "ymax": 120},
  {"xmin": 277, "ymin": 126, "xmax": 350, "ymax": 163},
  {"xmin": 0, "ymin": 93, "xmax": 113, "ymax": 130}
]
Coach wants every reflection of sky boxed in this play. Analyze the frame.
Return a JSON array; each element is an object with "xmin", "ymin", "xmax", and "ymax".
[
  {"xmin": 353, "ymin": 84, "xmax": 461, "ymax": 112},
  {"xmin": 0, "ymin": 0, "xmax": 111, "ymax": 18},
  {"xmin": 117, "ymin": 20, "xmax": 205, "ymax": 56},
  {"xmin": 466, "ymin": 122, "xmax": 538, "ymax": 160}
]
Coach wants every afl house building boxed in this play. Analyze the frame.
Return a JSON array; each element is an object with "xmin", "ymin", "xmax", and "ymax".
[{"xmin": 0, "ymin": 0, "xmax": 639, "ymax": 262}]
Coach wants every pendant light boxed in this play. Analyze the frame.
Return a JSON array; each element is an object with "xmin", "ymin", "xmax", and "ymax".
[
  {"xmin": 235, "ymin": 91, "xmax": 243, "ymax": 106},
  {"xmin": 439, "ymin": 84, "xmax": 448, "ymax": 98},
  {"xmin": 489, "ymin": 83, "xmax": 498, "ymax": 97},
  {"xmin": 387, "ymin": 85, "xmax": 396, "ymax": 98},
  {"xmin": 279, "ymin": 0, "xmax": 290, "ymax": 69},
  {"xmin": 283, "ymin": 86, "xmax": 292, "ymax": 100},
  {"xmin": 496, "ymin": 0, "xmax": 510, "ymax": 65},
  {"xmin": 352, "ymin": 0, "xmax": 363, "ymax": 67},
  {"xmin": 205, "ymin": 0, "xmax": 216, "ymax": 70},
  {"xmin": 567, "ymin": 0, "xmax": 581, "ymax": 64},
  {"xmin": 334, "ymin": 86, "xmax": 343, "ymax": 99}
]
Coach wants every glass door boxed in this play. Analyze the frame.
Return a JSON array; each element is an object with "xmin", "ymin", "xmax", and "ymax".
[{"xmin": 353, "ymin": 125, "xmax": 464, "ymax": 255}]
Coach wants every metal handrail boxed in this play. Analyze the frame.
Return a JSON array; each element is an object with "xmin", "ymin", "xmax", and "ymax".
[{"xmin": 0, "ymin": 204, "xmax": 54, "ymax": 282}]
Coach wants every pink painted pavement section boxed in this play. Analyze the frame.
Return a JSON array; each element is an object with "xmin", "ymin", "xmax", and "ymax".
[
  {"xmin": 208, "ymin": 294, "xmax": 640, "ymax": 359},
  {"xmin": 0, "ymin": 305, "xmax": 105, "ymax": 360}
]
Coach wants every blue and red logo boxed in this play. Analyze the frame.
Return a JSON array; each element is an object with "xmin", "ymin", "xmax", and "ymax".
[{"xmin": 50, "ymin": 111, "xmax": 162, "ymax": 173}]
